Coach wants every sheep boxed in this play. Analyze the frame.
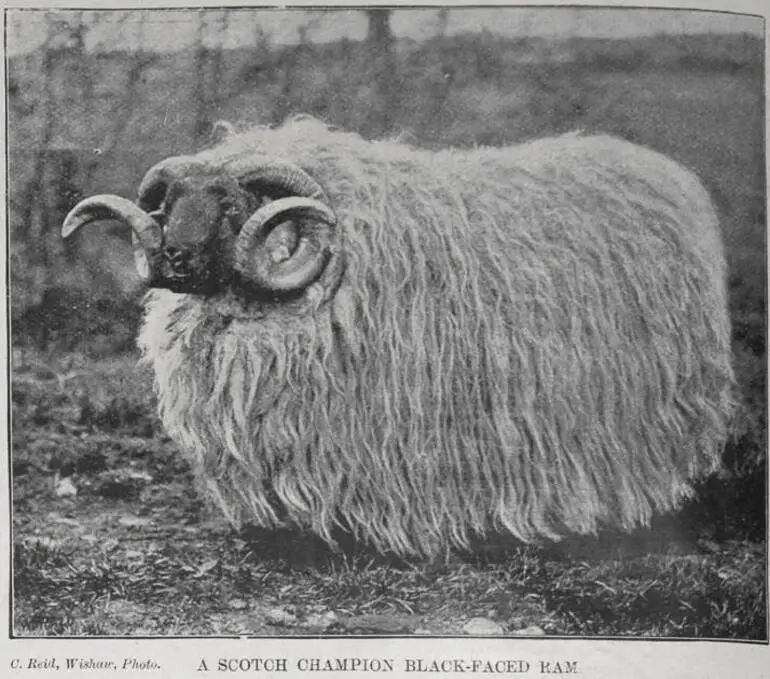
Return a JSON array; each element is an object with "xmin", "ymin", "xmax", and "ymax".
[{"xmin": 62, "ymin": 117, "xmax": 735, "ymax": 558}]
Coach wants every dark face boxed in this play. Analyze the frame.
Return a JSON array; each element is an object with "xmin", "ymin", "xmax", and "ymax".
[{"xmin": 142, "ymin": 175, "xmax": 250, "ymax": 295}]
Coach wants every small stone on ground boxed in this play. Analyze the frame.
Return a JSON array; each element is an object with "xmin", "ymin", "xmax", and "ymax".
[
  {"xmin": 462, "ymin": 617, "xmax": 504, "ymax": 635},
  {"xmin": 265, "ymin": 608, "xmax": 297, "ymax": 626}
]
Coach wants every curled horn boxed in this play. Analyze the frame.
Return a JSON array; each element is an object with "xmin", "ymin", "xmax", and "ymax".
[
  {"xmin": 227, "ymin": 157, "xmax": 337, "ymax": 292},
  {"xmin": 137, "ymin": 155, "xmax": 207, "ymax": 209},
  {"xmin": 225, "ymin": 157, "xmax": 326, "ymax": 200},
  {"xmin": 235, "ymin": 197, "xmax": 337, "ymax": 293},
  {"xmin": 62, "ymin": 195, "xmax": 163, "ymax": 282}
]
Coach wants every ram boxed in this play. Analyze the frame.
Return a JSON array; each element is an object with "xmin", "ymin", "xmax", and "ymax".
[{"xmin": 63, "ymin": 118, "xmax": 735, "ymax": 558}]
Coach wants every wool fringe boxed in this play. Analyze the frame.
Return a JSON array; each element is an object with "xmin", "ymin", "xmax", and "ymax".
[{"xmin": 139, "ymin": 118, "xmax": 735, "ymax": 558}]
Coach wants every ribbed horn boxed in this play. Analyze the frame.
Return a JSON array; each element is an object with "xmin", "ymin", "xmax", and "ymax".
[
  {"xmin": 225, "ymin": 157, "xmax": 326, "ymax": 200},
  {"xmin": 62, "ymin": 195, "xmax": 163, "ymax": 282},
  {"xmin": 235, "ymin": 197, "xmax": 337, "ymax": 293}
]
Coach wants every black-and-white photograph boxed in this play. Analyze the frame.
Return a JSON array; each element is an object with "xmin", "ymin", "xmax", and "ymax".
[{"xmin": 5, "ymin": 3, "xmax": 767, "ymax": 649}]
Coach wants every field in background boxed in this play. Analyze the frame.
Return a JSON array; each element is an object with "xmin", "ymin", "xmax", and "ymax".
[{"xmin": 8, "ymin": 24, "xmax": 767, "ymax": 637}]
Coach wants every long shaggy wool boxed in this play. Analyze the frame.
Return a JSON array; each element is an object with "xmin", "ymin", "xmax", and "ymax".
[{"xmin": 139, "ymin": 118, "xmax": 735, "ymax": 558}]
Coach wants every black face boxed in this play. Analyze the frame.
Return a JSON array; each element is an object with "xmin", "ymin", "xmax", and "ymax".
[{"xmin": 141, "ymin": 175, "xmax": 250, "ymax": 295}]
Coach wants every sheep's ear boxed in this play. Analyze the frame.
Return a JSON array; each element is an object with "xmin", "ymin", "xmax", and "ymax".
[{"xmin": 210, "ymin": 120, "xmax": 236, "ymax": 146}]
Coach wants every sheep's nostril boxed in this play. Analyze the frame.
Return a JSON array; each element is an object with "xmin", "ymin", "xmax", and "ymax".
[
  {"xmin": 164, "ymin": 247, "xmax": 192, "ymax": 275},
  {"xmin": 164, "ymin": 246, "xmax": 182, "ymax": 260}
]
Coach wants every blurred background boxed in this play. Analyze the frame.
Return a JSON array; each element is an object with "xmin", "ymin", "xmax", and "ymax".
[{"xmin": 7, "ymin": 7, "xmax": 766, "ymax": 540}]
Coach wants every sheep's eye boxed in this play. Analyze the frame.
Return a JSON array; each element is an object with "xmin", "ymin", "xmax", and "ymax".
[
  {"xmin": 240, "ymin": 192, "xmax": 271, "ymax": 215},
  {"xmin": 222, "ymin": 201, "xmax": 240, "ymax": 219},
  {"xmin": 248, "ymin": 194, "xmax": 275, "ymax": 212}
]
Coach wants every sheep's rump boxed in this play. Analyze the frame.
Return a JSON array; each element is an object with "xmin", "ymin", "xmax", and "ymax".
[{"xmin": 140, "ymin": 120, "xmax": 734, "ymax": 558}]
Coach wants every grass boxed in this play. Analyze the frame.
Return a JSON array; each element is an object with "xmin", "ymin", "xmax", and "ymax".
[{"xmin": 11, "ymin": 350, "xmax": 767, "ymax": 638}]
